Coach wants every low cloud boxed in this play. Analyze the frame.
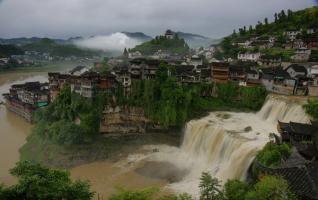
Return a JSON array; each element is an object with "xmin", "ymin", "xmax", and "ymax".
[{"xmin": 74, "ymin": 32, "xmax": 141, "ymax": 52}]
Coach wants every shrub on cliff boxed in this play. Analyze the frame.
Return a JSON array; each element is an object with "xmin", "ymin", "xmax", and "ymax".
[
  {"xmin": 32, "ymin": 85, "xmax": 107, "ymax": 145},
  {"xmin": 245, "ymin": 176, "xmax": 297, "ymax": 200},
  {"xmin": 303, "ymin": 98, "xmax": 318, "ymax": 122},
  {"xmin": 256, "ymin": 143, "xmax": 292, "ymax": 168},
  {"xmin": 224, "ymin": 179, "xmax": 249, "ymax": 200}
]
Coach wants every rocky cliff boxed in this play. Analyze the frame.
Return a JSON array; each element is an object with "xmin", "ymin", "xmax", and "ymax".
[{"xmin": 100, "ymin": 106, "xmax": 150, "ymax": 136}]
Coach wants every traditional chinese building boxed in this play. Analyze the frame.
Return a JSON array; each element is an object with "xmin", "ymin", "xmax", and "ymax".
[
  {"xmin": 3, "ymin": 82, "xmax": 49, "ymax": 122},
  {"xmin": 211, "ymin": 62, "xmax": 230, "ymax": 83}
]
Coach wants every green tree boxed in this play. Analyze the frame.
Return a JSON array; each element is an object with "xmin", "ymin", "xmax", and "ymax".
[
  {"xmin": 224, "ymin": 179, "xmax": 249, "ymax": 200},
  {"xmin": 245, "ymin": 176, "xmax": 297, "ymax": 200},
  {"xmin": 199, "ymin": 172, "xmax": 224, "ymax": 200},
  {"xmin": 256, "ymin": 143, "xmax": 291, "ymax": 168},
  {"xmin": 0, "ymin": 161, "xmax": 94, "ymax": 200},
  {"xmin": 159, "ymin": 193, "xmax": 193, "ymax": 200},
  {"xmin": 108, "ymin": 188, "xmax": 159, "ymax": 200},
  {"xmin": 32, "ymin": 85, "xmax": 106, "ymax": 145},
  {"xmin": 303, "ymin": 98, "xmax": 318, "ymax": 122},
  {"xmin": 100, "ymin": 57, "xmax": 110, "ymax": 74}
]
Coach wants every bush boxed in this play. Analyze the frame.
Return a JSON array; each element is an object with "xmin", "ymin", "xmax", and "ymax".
[
  {"xmin": 0, "ymin": 161, "xmax": 94, "ymax": 200},
  {"xmin": 224, "ymin": 179, "xmax": 249, "ymax": 200},
  {"xmin": 32, "ymin": 85, "xmax": 106, "ymax": 145},
  {"xmin": 131, "ymin": 35, "xmax": 189, "ymax": 55},
  {"xmin": 199, "ymin": 172, "xmax": 224, "ymax": 200},
  {"xmin": 303, "ymin": 98, "xmax": 318, "ymax": 122},
  {"xmin": 256, "ymin": 143, "xmax": 292, "ymax": 167},
  {"xmin": 245, "ymin": 176, "xmax": 297, "ymax": 200}
]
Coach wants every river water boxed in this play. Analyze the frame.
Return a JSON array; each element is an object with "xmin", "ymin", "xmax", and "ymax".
[
  {"xmin": 0, "ymin": 71, "xmax": 48, "ymax": 184},
  {"xmin": 0, "ymin": 63, "xmax": 84, "ymax": 184},
  {"xmin": 0, "ymin": 65, "xmax": 168, "ymax": 199}
]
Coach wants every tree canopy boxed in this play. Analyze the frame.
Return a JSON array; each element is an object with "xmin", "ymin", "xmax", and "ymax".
[
  {"xmin": 32, "ymin": 85, "xmax": 107, "ymax": 145},
  {"xmin": 0, "ymin": 161, "xmax": 94, "ymax": 200},
  {"xmin": 131, "ymin": 35, "xmax": 190, "ymax": 55}
]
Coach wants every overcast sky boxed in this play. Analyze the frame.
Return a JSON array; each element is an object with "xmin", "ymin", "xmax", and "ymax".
[{"xmin": 0, "ymin": 0, "xmax": 316, "ymax": 39}]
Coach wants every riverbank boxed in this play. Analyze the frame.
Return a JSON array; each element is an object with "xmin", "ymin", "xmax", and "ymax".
[
  {"xmin": 0, "ymin": 61, "xmax": 93, "ymax": 73},
  {"xmin": 0, "ymin": 63, "xmax": 89, "ymax": 185}
]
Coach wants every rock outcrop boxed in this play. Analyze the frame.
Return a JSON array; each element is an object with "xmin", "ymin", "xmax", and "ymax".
[{"xmin": 100, "ymin": 106, "xmax": 150, "ymax": 136}]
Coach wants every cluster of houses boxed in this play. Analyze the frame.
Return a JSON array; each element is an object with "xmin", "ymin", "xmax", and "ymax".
[
  {"xmin": 86, "ymin": 56, "xmax": 318, "ymax": 97},
  {"xmin": 2, "ymin": 82, "xmax": 49, "ymax": 122},
  {"xmin": 48, "ymin": 70, "xmax": 117, "ymax": 101},
  {"xmin": 236, "ymin": 28, "xmax": 318, "ymax": 63}
]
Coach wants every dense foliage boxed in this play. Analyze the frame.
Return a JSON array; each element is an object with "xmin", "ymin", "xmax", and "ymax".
[
  {"xmin": 245, "ymin": 176, "xmax": 297, "ymax": 200},
  {"xmin": 116, "ymin": 63, "xmax": 267, "ymax": 128},
  {"xmin": 256, "ymin": 143, "xmax": 292, "ymax": 167},
  {"xmin": 260, "ymin": 48, "xmax": 295, "ymax": 62},
  {"xmin": 224, "ymin": 180, "xmax": 249, "ymax": 200},
  {"xmin": 199, "ymin": 173, "xmax": 297, "ymax": 200},
  {"xmin": 110, "ymin": 173, "xmax": 296, "ymax": 200},
  {"xmin": 0, "ymin": 161, "xmax": 94, "ymax": 200},
  {"xmin": 0, "ymin": 44, "xmax": 24, "ymax": 57},
  {"xmin": 22, "ymin": 38, "xmax": 101, "ymax": 57},
  {"xmin": 32, "ymin": 85, "xmax": 106, "ymax": 145},
  {"xmin": 309, "ymin": 50, "xmax": 318, "ymax": 62},
  {"xmin": 219, "ymin": 6, "xmax": 318, "ymax": 59},
  {"xmin": 109, "ymin": 188, "xmax": 192, "ymax": 200},
  {"xmin": 131, "ymin": 35, "xmax": 190, "ymax": 55},
  {"xmin": 304, "ymin": 98, "xmax": 318, "ymax": 122},
  {"xmin": 199, "ymin": 172, "xmax": 224, "ymax": 200}
]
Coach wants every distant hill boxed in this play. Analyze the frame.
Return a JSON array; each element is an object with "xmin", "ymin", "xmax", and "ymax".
[
  {"xmin": 131, "ymin": 35, "xmax": 190, "ymax": 55},
  {"xmin": 22, "ymin": 38, "xmax": 102, "ymax": 57},
  {"xmin": 0, "ymin": 37, "xmax": 43, "ymax": 45},
  {"xmin": 121, "ymin": 32, "xmax": 152, "ymax": 42},
  {"xmin": 172, "ymin": 31, "xmax": 215, "ymax": 48},
  {"xmin": 0, "ymin": 44, "xmax": 24, "ymax": 57}
]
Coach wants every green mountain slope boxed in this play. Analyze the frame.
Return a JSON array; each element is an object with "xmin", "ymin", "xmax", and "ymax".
[
  {"xmin": 218, "ymin": 6, "xmax": 318, "ymax": 58},
  {"xmin": 131, "ymin": 35, "xmax": 190, "ymax": 55},
  {"xmin": 22, "ymin": 38, "xmax": 102, "ymax": 57}
]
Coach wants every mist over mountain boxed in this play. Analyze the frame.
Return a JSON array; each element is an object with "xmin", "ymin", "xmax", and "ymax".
[
  {"xmin": 173, "ymin": 31, "xmax": 218, "ymax": 48},
  {"xmin": 0, "ymin": 31, "xmax": 219, "ymax": 52},
  {"xmin": 121, "ymin": 32, "xmax": 152, "ymax": 42},
  {"xmin": 73, "ymin": 32, "xmax": 143, "ymax": 52}
]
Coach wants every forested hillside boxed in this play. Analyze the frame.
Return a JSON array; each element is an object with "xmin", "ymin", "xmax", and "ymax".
[
  {"xmin": 22, "ymin": 38, "xmax": 102, "ymax": 57},
  {"xmin": 218, "ymin": 6, "xmax": 318, "ymax": 59},
  {"xmin": 131, "ymin": 35, "xmax": 190, "ymax": 55},
  {"xmin": 0, "ymin": 44, "xmax": 24, "ymax": 57}
]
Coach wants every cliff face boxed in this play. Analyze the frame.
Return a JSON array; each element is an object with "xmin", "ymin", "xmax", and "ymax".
[{"xmin": 100, "ymin": 106, "xmax": 150, "ymax": 136}]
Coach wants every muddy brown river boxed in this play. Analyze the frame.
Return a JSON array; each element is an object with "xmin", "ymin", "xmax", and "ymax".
[{"xmin": 0, "ymin": 65, "xmax": 170, "ymax": 199}]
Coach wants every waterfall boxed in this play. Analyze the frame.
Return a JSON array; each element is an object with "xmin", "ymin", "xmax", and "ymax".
[
  {"xmin": 257, "ymin": 94, "xmax": 310, "ymax": 124},
  {"xmin": 158, "ymin": 94, "xmax": 311, "ymax": 196}
]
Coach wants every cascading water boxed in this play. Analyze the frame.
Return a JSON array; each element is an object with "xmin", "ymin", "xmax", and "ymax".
[
  {"xmin": 257, "ymin": 94, "xmax": 310, "ymax": 124},
  {"xmin": 143, "ymin": 94, "xmax": 310, "ymax": 197}
]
